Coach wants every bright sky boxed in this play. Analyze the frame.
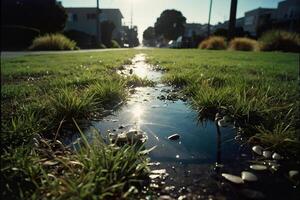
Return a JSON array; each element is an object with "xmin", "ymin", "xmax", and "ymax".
[{"xmin": 60, "ymin": 0, "xmax": 282, "ymax": 41}]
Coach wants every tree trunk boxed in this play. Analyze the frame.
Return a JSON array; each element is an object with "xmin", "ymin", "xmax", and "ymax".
[{"xmin": 228, "ymin": 0, "xmax": 238, "ymax": 40}]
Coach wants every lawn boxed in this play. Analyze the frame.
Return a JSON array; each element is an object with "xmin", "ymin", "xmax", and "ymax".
[
  {"xmin": 1, "ymin": 49, "xmax": 299, "ymax": 199},
  {"xmin": 145, "ymin": 49, "xmax": 299, "ymax": 152}
]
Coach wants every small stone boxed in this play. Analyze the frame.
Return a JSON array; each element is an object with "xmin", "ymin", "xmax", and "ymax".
[
  {"xmin": 168, "ymin": 134, "xmax": 180, "ymax": 140},
  {"xmin": 164, "ymin": 186, "xmax": 175, "ymax": 191},
  {"xmin": 218, "ymin": 119, "xmax": 230, "ymax": 127},
  {"xmin": 272, "ymin": 153, "xmax": 283, "ymax": 160},
  {"xmin": 151, "ymin": 169, "xmax": 166, "ymax": 174},
  {"xmin": 221, "ymin": 173, "xmax": 244, "ymax": 184},
  {"xmin": 158, "ymin": 195, "xmax": 173, "ymax": 200},
  {"xmin": 250, "ymin": 165, "xmax": 267, "ymax": 171},
  {"xmin": 178, "ymin": 195, "xmax": 187, "ymax": 200},
  {"xmin": 289, "ymin": 170, "xmax": 299, "ymax": 178},
  {"xmin": 149, "ymin": 174, "xmax": 161, "ymax": 179},
  {"xmin": 43, "ymin": 160, "xmax": 59, "ymax": 166},
  {"xmin": 241, "ymin": 171, "xmax": 258, "ymax": 182},
  {"xmin": 263, "ymin": 151, "xmax": 272, "ymax": 158},
  {"xmin": 252, "ymin": 145, "xmax": 263, "ymax": 155}
]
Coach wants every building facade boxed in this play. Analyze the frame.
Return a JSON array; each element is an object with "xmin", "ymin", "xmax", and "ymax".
[
  {"xmin": 244, "ymin": 8, "xmax": 275, "ymax": 36},
  {"xmin": 65, "ymin": 7, "xmax": 123, "ymax": 43},
  {"xmin": 213, "ymin": 0, "xmax": 299, "ymax": 37}
]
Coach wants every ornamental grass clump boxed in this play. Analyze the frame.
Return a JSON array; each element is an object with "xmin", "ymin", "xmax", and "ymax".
[
  {"xmin": 199, "ymin": 36, "xmax": 227, "ymax": 50},
  {"xmin": 29, "ymin": 34, "xmax": 78, "ymax": 51},
  {"xmin": 259, "ymin": 30, "xmax": 300, "ymax": 52},
  {"xmin": 228, "ymin": 37, "xmax": 260, "ymax": 51}
]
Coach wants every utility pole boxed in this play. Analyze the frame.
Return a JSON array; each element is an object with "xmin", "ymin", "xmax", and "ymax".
[
  {"xmin": 228, "ymin": 0, "xmax": 238, "ymax": 40},
  {"xmin": 207, "ymin": 0, "xmax": 213, "ymax": 37},
  {"xmin": 130, "ymin": 0, "xmax": 133, "ymax": 29},
  {"xmin": 96, "ymin": 0, "xmax": 100, "ymax": 43}
]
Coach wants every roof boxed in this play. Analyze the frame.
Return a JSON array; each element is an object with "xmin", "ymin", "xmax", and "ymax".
[
  {"xmin": 245, "ymin": 7, "xmax": 276, "ymax": 15},
  {"xmin": 65, "ymin": 7, "xmax": 123, "ymax": 18},
  {"xmin": 100, "ymin": 9, "xmax": 123, "ymax": 18}
]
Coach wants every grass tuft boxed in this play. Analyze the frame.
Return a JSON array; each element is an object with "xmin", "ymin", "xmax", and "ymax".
[
  {"xmin": 49, "ymin": 88, "xmax": 97, "ymax": 121},
  {"xmin": 199, "ymin": 36, "xmax": 227, "ymax": 50},
  {"xmin": 228, "ymin": 37, "xmax": 260, "ymax": 51},
  {"xmin": 1, "ymin": 127, "xmax": 151, "ymax": 199},
  {"xmin": 88, "ymin": 80, "xmax": 127, "ymax": 108},
  {"xmin": 259, "ymin": 30, "xmax": 300, "ymax": 52},
  {"xmin": 29, "ymin": 34, "xmax": 78, "ymax": 51}
]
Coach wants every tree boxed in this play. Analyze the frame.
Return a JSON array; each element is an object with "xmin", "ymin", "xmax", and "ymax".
[
  {"xmin": 143, "ymin": 27, "xmax": 155, "ymax": 41},
  {"xmin": 228, "ymin": 0, "xmax": 238, "ymax": 40},
  {"xmin": 1, "ymin": 0, "xmax": 67, "ymax": 33},
  {"xmin": 154, "ymin": 9, "xmax": 186, "ymax": 40},
  {"xmin": 143, "ymin": 27, "xmax": 156, "ymax": 46},
  {"xmin": 100, "ymin": 20, "xmax": 115, "ymax": 47}
]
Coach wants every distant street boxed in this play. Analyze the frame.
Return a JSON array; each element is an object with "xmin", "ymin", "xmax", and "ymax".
[{"xmin": 1, "ymin": 47, "xmax": 153, "ymax": 59}]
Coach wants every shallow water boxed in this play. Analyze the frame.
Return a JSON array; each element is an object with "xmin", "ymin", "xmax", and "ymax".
[
  {"xmin": 94, "ymin": 54, "xmax": 241, "ymax": 165},
  {"xmin": 67, "ymin": 54, "xmax": 299, "ymax": 199}
]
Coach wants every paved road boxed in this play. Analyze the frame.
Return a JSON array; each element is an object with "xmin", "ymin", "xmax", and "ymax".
[{"xmin": 1, "ymin": 47, "xmax": 153, "ymax": 59}]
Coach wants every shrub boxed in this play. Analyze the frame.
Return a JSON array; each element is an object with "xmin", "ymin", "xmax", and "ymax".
[
  {"xmin": 111, "ymin": 40, "xmax": 121, "ymax": 48},
  {"xmin": 29, "ymin": 34, "xmax": 78, "ymax": 51},
  {"xmin": 64, "ymin": 30, "xmax": 95, "ymax": 49},
  {"xmin": 228, "ymin": 37, "xmax": 260, "ymax": 51},
  {"xmin": 259, "ymin": 30, "xmax": 300, "ymax": 52},
  {"xmin": 199, "ymin": 36, "xmax": 226, "ymax": 50}
]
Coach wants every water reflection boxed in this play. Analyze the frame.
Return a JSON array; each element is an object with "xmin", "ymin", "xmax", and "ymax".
[{"xmin": 67, "ymin": 54, "xmax": 241, "ymax": 166}]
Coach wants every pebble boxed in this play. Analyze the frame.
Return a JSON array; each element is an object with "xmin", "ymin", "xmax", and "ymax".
[
  {"xmin": 272, "ymin": 153, "xmax": 283, "ymax": 160},
  {"xmin": 289, "ymin": 170, "xmax": 299, "ymax": 178},
  {"xmin": 221, "ymin": 173, "xmax": 244, "ymax": 184},
  {"xmin": 217, "ymin": 119, "xmax": 229, "ymax": 127},
  {"xmin": 252, "ymin": 145, "xmax": 263, "ymax": 155},
  {"xmin": 164, "ymin": 186, "xmax": 175, "ymax": 192},
  {"xmin": 263, "ymin": 150, "xmax": 272, "ymax": 158},
  {"xmin": 241, "ymin": 171, "xmax": 258, "ymax": 182},
  {"xmin": 168, "ymin": 134, "xmax": 180, "ymax": 140},
  {"xmin": 250, "ymin": 165, "xmax": 267, "ymax": 171},
  {"xmin": 151, "ymin": 169, "xmax": 166, "ymax": 174},
  {"xmin": 158, "ymin": 195, "xmax": 173, "ymax": 200}
]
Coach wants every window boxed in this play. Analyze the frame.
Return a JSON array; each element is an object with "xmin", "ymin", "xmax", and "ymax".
[
  {"xmin": 87, "ymin": 13, "xmax": 96, "ymax": 20},
  {"xmin": 245, "ymin": 16, "xmax": 254, "ymax": 25},
  {"xmin": 73, "ymin": 14, "xmax": 78, "ymax": 22},
  {"xmin": 67, "ymin": 13, "xmax": 73, "ymax": 22},
  {"xmin": 68, "ymin": 13, "xmax": 78, "ymax": 22}
]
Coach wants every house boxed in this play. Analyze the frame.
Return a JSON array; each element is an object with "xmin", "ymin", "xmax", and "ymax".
[
  {"xmin": 64, "ymin": 7, "xmax": 123, "ymax": 43},
  {"xmin": 99, "ymin": 9, "xmax": 123, "ymax": 41},
  {"xmin": 214, "ymin": 17, "xmax": 244, "ymax": 31},
  {"xmin": 184, "ymin": 23, "xmax": 205, "ymax": 37},
  {"xmin": 244, "ymin": 8, "xmax": 276, "ymax": 36},
  {"xmin": 274, "ymin": 0, "xmax": 300, "ymax": 31}
]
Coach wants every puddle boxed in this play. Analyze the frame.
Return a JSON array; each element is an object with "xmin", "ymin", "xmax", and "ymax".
[
  {"xmin": 66, "ymin": 54, "xmax": 299, "ymax": 199},
  {"xmin": 93, "ymin": 54, "xmax": 241, "ymax": 165}
]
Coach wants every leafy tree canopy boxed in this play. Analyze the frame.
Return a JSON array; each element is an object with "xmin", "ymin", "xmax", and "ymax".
[
  {"xmin": 154, "ymin": 9, "xmax": 186, "ymax": 40},
  {"xmin": 143, "ymin": 26, "xmax": 155, "ymax": 41},
  {"xmin": 1, "ymin": 0, "xmax": 67, "ymax": 33}
]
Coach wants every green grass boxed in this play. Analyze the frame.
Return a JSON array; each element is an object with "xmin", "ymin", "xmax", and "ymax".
[
  {"xmin": 1, "ymin": 50, "xmax": 156, "ymax": 199},
  {"xmin": 1, "ymin": 49, "xmax": 299, "ymax": 198},
  {"xmin": 145, "ymin": 49, "xmax": 299, "ymax": 153},
  {"xmin": 1, "ymin": 126, "xmax": 150, "ymax": 199}
]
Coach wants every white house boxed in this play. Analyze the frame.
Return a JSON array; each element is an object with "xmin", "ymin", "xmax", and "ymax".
[{"xmin": 65, "ymin": 7, "xmax": 123, "ymax": 42}]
